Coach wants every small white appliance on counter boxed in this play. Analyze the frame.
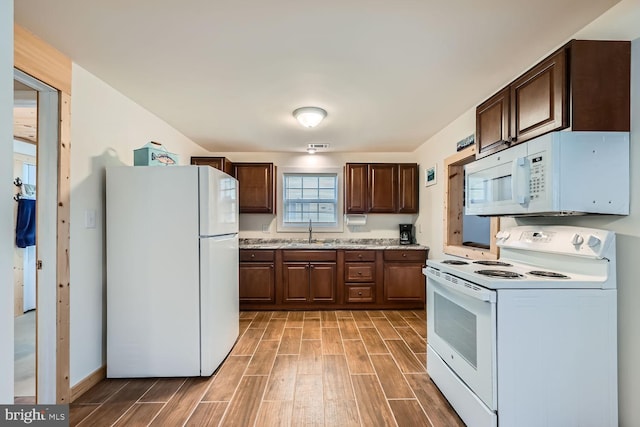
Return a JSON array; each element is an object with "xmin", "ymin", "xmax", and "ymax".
[
  {"xmin": 424, "ymin": 225, "xmax": 618, "ymax": 427},
  {"xmin": 106, "ymin": 165, "xmax": 239, "ymax": 377},
  {"xmin": 465, "ymin": 131, "xmax": 629, "ymax": 216}
]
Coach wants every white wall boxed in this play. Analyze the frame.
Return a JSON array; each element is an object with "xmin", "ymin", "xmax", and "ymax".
[
  {"xmin": 0, "ymin": 0, "xmax": 14, "ymax": 404},
  {"xmin": 69, "ymin": 64, "xmax": 208, "ymax": 386},
  {"xmin": 413, "ymin": 1, "xmax": 640, "ymax": 423},
  {"xmin": 208, "ymin": 151, "xmax": 418, "ymax": 240}
]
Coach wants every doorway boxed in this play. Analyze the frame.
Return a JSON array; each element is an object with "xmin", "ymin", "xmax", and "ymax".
[{"xmin": 13, "ymin": 69, "xmax": 59, "ymax": 404}]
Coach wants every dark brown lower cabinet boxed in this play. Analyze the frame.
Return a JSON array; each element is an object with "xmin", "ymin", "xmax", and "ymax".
[
  {"xmin": 239, "ymin": 262, "xmax": 275, "ymax": 302},
  {"xmin": 344, "ymin": 250, "xmax": 376, "ymax": 303},
  {"xmin": 383, "ymin": 250, "xmax": 428, "ymax": 304},
  {"xmin": 283, "ymin": 262, "xmax": 336, "ymax": 303},
  {"xmin": 239, "ymin": 248, "xmax": 427, "ymax": 310},
  {"xmin": 239, "ymin": 250, "xmax": 275, "ymax": 305}
]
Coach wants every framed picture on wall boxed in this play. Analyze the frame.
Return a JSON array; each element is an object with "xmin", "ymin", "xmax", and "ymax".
[{"xmin": 425, "ymin": 165, "xmax": 437, "ymax": 187}]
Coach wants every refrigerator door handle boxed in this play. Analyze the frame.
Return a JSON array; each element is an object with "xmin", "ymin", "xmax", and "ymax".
[{"xmin": 201, "ymin": 233, "xmax": 239, "ymax": 241}]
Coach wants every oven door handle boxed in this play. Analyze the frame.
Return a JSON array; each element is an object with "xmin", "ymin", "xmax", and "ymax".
[{"xmin": 428, "ymin": 271, "xmax": 496, "ymax": 303}]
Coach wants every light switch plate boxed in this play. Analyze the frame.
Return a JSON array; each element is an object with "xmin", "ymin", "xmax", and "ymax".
[{"xmin": 85, "ymin": 209, "xmax": 97, "ymax": 229}]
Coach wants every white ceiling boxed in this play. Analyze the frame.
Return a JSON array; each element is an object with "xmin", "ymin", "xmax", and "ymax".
[{"xmin": 14, "ymin": 0, "xmax": 623, "ymax": 153}]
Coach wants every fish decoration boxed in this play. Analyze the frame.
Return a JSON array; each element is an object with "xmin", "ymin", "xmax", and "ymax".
[{"xmin": 151, "ymin": 152, "xmax": 176, "ymax": 165}]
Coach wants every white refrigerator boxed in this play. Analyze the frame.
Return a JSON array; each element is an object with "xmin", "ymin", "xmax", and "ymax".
[{"xmin": 106, "ymin": 165, "xmax": 239, "ymax": 377}]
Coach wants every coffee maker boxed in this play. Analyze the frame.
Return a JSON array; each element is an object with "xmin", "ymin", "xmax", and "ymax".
[{"xmin": 399, "ymin": 224, "xmax": 415, "ymax": 245}]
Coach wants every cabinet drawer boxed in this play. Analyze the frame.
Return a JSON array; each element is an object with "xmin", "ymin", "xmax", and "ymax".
[
  {"xmin": 345, "ymin": 263, "xmax": 375, "ymax": 282},
  {"xmin": 282, "ymin": 250, "xmax": 337, "ymax": 262},
  {"xmin": 383, "ymin": 250, "xmax": 427, "ymax": 262},
  {"xmin": 240, "ymin": 250, "xmax": 275, "ymax": 262},
  {"xmin": 346, "ymin": 285, "xmax": 375, "ymax": 303},
  {"xmin": 344, "ymin": 250, "xmax": 376, "ymax": 262}
]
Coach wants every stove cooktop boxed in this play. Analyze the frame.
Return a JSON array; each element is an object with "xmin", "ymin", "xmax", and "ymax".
[
  {"xmin": 428, "ymin": 225, "xmax": 616, "ymax": 290},
  {"xmin": 425, "ymin": 258, "xmax": 607, "ymax": 290}
]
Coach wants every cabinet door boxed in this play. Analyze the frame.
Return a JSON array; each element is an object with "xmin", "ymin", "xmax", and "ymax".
[
  {"xmin": 510, "ymin": 49, "xmax": 567, "ymax": 145},
  {"xmin": 282, "ymin": 263, "xmax": 309, "ymax": 302},
  {"xmin": 369, "ymin": 164, "xmax": 397, "ymax": 213},
  {"xmin": 239, "ymin": 263, "xmax": 274, "ymax": 302},
  {"xmin": 476, "ymin": 87, "xmax": 510, "ymax": 159},
  {"xmin": 309, "ymin": 263, "xmax": 336, "ymax": 302},
  {"xmin": 234, "ymin": 163, "xmax": 274, "ymax": 213},
  {"xmin": 569, "ymin": 40, "xmax": 631, "ymax": 132},
  {"xmin": 398, "ymin": 164, "xmax": 418, "ymax": 213},
  {"xmin": 345, "ymin": 163, "xmax": 369, "ymax": 213},
  {"xmin": 383, "ymin": 263, "xmax": 425, "ymax": 302},
  {"xmin": 190, "ymin": 157, "xmax": 234, "ymax": 176}
]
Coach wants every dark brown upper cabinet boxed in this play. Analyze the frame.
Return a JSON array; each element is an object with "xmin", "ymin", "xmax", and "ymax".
[
  {"xmin": 476, "ymin": 39, "xmax": 630, "ymax": 159},
  {"xmin": 476, "ymin": 88, "xmax": 510, "ymax": 157},
  {"xmin": 398, "ymin": 163, "xmax": 419, "ymax": 213},
  {"xmin": 345, "ymin": 163, "xmax": 369, "ymax": 214},
  {"xmin": 190, "ymin": 156, "xmax": 234, "ymax": 176},
  {"xmin": 510, "ymin": 49, "xmax": 567, "ymax": 145},
  {"xmin": 345, "ymin": 163, "xmax": 418, "ymax": 214},
  {"xmin": 233, "ymin": 162, "xmax": 275, "ymax": 214},
  {"xmin": 369, "ymin": 164, "xmax": 398, "ymax": 213}
]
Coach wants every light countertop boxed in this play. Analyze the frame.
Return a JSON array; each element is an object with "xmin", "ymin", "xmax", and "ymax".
[{"xmin": 239, "ymin": 238, "xmax": 429, "ymax": 251}]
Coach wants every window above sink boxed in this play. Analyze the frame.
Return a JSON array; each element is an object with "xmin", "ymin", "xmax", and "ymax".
[{"xmin": 276, "ymin": 167, "xmax": 344, "ymax": 233}]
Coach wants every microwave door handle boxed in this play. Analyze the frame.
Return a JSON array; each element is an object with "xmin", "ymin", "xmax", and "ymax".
[{"xmin": 511, "ymin": 157, "xmax": 530, "ymax": 206}]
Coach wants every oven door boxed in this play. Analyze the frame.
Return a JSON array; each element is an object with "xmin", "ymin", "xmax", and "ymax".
[
  {"xmin": 426, "ymin": 268, "xmax": 497, "ymax": 410},
  {"xmin": 465, "ymin": 142, "xmax": 530, "ymax": 216}
]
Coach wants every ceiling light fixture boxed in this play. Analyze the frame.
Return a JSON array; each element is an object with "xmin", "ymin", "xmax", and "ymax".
[{"xmin": 293, "ymin": 107, "xmax": 327, "ymax": 128}]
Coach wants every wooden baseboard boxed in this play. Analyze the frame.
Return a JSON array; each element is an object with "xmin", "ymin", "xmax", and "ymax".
[{"xmin": 70, "ymin": 365, "xmax": 106, "ymax": 402}]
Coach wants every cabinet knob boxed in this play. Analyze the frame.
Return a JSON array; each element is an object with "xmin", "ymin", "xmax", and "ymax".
[
  {"xmin": 310, "ymin": 264, "xmax": 315, "ymax": 269},
  {"xmin": 358, "ymin": 271, "xmax": 362, "ymax": 275},
  {"xmin": 510, "ymin": 136, "xmax": 517, "ymax": 143},
  {"xmin": 270, "ymin": 264, "xmax": 274, "ymax": 269},
  {"xmin": 358, "ymin": 254, "xmax": 363, "ymax": 259},
  {"xmin": 358, "ymin": 292, "xmax": 363, "ymax": 296},
  {"xmin": 250, "ymin": 253, "xmax": 255, "ymax": 258},
  {"xmin": 402, "ymin": 253, "xmax": 407, "ymax": 257}
]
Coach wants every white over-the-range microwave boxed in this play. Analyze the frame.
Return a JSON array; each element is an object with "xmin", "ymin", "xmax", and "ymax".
[{"xmin": 465, "ymin": 131, "xmax": 630, "ymax": 217}]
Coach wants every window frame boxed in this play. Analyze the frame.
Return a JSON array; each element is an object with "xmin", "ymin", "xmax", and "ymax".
[
  {"xmin": 276, "ymin": 167, "xmax": 344, "ymax": 233},
  {"xmin": 443, "ymin": 145, "xmax": 499, "ymax": 260}
]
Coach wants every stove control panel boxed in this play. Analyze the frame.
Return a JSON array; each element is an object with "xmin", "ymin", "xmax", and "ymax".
[{"xmin": 499, "ymin": 226, "xmax": 615, "ymax": 260}]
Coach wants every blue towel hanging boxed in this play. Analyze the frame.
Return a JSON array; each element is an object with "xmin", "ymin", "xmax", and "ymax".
[{"xmin": 16, "ymin": 198, "xmax": 36, "ymax": 248}]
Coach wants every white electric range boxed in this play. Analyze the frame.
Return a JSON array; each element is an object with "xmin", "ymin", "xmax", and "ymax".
[{"xmin": 424, "ymin": 225, "xmax": 618, "ymax": 427}]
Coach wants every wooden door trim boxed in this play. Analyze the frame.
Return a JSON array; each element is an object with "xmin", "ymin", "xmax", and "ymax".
[
  {"xmin": 443, "ymin": 145, "xmax": 499, "ymax": 260},
  {"xmin": 14, "ymin": 24, "xmax": 72, "ymax": 404}
]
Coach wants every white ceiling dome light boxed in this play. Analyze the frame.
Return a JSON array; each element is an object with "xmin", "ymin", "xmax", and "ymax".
[{"xmin": 293, "ymin": 107, "xmax": 327, "ymax": 128}]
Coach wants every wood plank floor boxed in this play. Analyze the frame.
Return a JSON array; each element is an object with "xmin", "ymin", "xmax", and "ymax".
[{"xmin": 71, "ymin": 310, "xmax": 464, "ymax": 427}]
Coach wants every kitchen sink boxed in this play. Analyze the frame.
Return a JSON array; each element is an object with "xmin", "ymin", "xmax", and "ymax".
[{"xmin": 283, "ymin": 241, "xmax": 335, "ymax": 248}]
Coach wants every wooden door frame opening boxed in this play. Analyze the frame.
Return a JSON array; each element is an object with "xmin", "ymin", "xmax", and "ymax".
[{"xmin": 14, "ymin": 24, "xmax": 71, "ymax": 404}]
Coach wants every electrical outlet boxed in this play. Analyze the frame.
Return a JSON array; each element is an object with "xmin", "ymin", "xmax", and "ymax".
[{"xmin": 261, "ymin": 224, "xmax": 270, "ymax": 233}]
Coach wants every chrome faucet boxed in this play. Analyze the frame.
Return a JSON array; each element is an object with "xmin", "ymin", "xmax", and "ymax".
[{"xmin": 308, "ymin": 219, "xmax": 313, "ymax": 243}]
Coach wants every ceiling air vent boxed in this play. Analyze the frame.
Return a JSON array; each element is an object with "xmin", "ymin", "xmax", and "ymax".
[{"xmin": 306, "ymin": 143, "xmax": 330, "ymax": 154}]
